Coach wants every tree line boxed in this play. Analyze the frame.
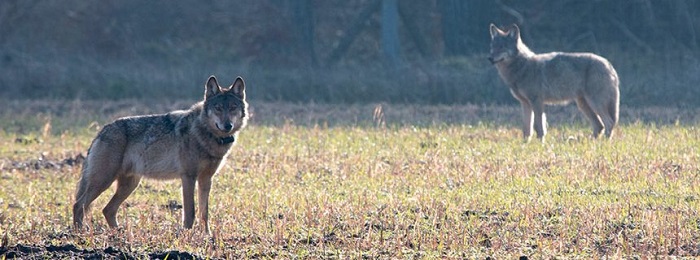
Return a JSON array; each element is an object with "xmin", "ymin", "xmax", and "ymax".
[{"xmin": 1, "ymin": 0, "xmax": 698, "ymax": 106}]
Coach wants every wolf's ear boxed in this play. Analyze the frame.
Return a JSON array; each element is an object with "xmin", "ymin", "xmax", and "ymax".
[
  {"xmin": 489, "ymin": 23, "xmax": 500, "ymax": 38},
  {"xmin": 508, "ymin": 24, "xmax": 520, "ymax": 39},
  {"xmin": 230, "ymin": 76, "xmax": 246, "ymax": 99},
  {"xmin": 205, "ymin": 75, "xmax": 221, "ymax": 99}
]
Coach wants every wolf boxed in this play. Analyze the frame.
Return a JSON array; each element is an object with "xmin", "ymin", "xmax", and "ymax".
[
  {"xmin": 73, "ymin": 75, "xmax": 249, "ymax": 233},
  {"xmin": 489, "ymin": 24, "xmax": 619, "ymax": 141}
]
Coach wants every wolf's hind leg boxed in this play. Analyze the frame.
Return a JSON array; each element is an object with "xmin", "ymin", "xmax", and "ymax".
[
  {"xmin": 604, "ymin": 97, "xmax": 619, "ymax": 138},
  {"xmin": 72, "ymin": 169, "xmax": 118, "ymax": 229},
  {"xmin": 576, "ymin": 96, "xmax": 604, "ymax": 138},
  {"xmin": 102, "ymin": 174, "xmax": 141, "ymax": 228},
  {"xmin": 586, "ymin": 95, "xmax": 617, "ymax": 139},
  {"xmin": 73, "ymin": 140, "xmax": 124, "ymax": 229}
]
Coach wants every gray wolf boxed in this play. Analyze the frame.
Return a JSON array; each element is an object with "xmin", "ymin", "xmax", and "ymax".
[
  {"xmin": 73, "ymin": 75, "xmax": 249, "ymax": 232},
  {"xmin": 489, "ymin": 24, "xmax": 619, "ymax": 141}
]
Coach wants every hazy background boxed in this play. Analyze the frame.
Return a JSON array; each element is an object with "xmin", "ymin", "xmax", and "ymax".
[{"xmin": 1, "ymin": 0, "xmax": 699, "ymax": 107}]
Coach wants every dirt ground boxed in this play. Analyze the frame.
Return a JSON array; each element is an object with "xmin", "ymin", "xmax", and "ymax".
[
  {"xmin": 0, "ymin": 244, "xmax": 207, "ymax": 259},
  {"xmin": 0, "ymin": 154, "xmax": 207, "ymax": 259}
]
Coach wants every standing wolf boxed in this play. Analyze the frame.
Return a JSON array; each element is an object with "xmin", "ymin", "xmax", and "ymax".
[
  {"xmin": 73, "ymin": 75, "xmax": 249, "ymax": 232},
  {"xmin": 489, "ymin": 24, "xmax": 619, "ymax": 141}
]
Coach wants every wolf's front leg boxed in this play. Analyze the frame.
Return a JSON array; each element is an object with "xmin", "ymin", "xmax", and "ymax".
[
  {"xmin": 520, "ymin": 102, "xmax": 534, "ymax": 141},
  {"xmin": 531, "ymin": 101, "xmax": 547, "ymax": 141},
  {"xmin": 535, "ymin": 113, "xmax": 547, "ymax": 140},
  {"xmin": 197, "ymin": 175, "xmax": 213, "ymax": 234},
  {"xmin": 181, "ymin": 176, "xmax": 197, "ymax": 229}
]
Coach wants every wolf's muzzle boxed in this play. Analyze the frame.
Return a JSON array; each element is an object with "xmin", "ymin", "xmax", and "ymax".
[
  {"xmin": 222, "ymin": 122, "xmax": 233, "ymax": 132},
  {"xmin": 217, "ymin": 122, "xmax": 234, "ymax": 132}
]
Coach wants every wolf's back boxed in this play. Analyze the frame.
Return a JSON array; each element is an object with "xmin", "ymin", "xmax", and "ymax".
[{"xmin": 531, "ymin": 52, "xmax": 617, "ymax": 97}]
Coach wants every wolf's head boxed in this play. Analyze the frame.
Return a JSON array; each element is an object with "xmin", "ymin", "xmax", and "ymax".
[
  {"xmin": 202, "ymin": 76, "xmax": 249, "ymax": 137},
  {"xmin": 488, "ymin": 24, "xmax": 530, "ymax": 64}
]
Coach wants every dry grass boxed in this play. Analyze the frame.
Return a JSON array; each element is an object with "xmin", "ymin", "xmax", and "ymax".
[{"xmin": 1, "ymin": 100, "xmax": 699, "ymax": 258}]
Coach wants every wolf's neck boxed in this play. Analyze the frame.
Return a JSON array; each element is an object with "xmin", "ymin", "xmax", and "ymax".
[
  {"xmin": 517, "ymin": 40, "xmax": 535, "ymax": 57},
  {"xmin": 496, "ymin": 52, "xmax": 532, "ymax": 86}
]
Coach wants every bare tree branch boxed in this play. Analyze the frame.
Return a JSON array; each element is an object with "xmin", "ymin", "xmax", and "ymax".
[
  {"xmin": 675, "ymin": 0, "xmax": 698, "ymax": 51},
  {"xmin": 325, "ymin": 1, "xmax": 381, "ymax": 66},
  {"xmin": 494, "ymin": 0, "xmax": 533, "ymax": 45},
  {"xmin": 607, "ymin": 17, "xmax": 654, "ymax": 54}
]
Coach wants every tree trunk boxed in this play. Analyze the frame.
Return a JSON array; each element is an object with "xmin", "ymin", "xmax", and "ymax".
[
  {"xmin": 438, "ymin": 0, "xmax": 470, "ymax": 56},
  {"xmin": 290, "ymin": 0, "xmax": 318, "ymax": 66},
  {"xmin": 381, "ymin": 0, "xmax": 401, "ymax": 67}
]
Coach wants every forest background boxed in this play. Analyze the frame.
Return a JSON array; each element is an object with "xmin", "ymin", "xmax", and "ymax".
[{"xmin": 1, "ymin": 0, "xmax": 699, "ymax": 106}]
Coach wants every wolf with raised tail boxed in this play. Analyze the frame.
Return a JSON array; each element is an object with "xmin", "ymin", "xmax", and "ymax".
[
  {"xmin": 73, "ymin": 75, "xmax": 249, "ymax": 233},
  {"xmin": 489, "ymin": 24, "xmax": 619, "ymax": 141}
]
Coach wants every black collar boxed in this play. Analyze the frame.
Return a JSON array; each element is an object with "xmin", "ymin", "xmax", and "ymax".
[{"xmin": 217, "ymin": 135, "xmax": 236, "ymax": 145}]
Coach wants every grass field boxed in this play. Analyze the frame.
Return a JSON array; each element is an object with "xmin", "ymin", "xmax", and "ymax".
[{"xmin": 1, "ymin": 100, "xmax": 699, "ymax": 258}]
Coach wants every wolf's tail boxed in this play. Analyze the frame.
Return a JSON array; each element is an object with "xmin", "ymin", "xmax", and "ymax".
[
  {"xmin": 609, "ymin": 63, "xmax": 620, "ymax": 125},
  {"xmin": 74, "ymin": 145, "xmax": 92, "ymax": 202}
]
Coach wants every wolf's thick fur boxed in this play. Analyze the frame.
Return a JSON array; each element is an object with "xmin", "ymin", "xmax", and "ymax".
[
  {"xmin": 489, "ymin": 24, "xmax": 619, "ymax": 141},
  {"xmin": 73, "ymin": 76, "xmax": 249, "ymax": 232}
]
